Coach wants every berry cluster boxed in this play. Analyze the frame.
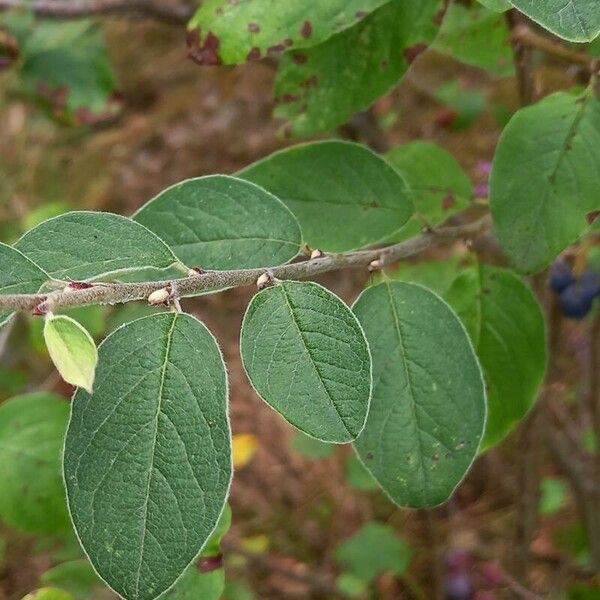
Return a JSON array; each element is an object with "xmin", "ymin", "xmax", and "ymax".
[{"xmin": 550, "ymin": 260, "xmax": 600, "ymax": 320}]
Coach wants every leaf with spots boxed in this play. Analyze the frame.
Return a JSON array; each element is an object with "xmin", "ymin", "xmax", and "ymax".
[
  {"xmin": 273, "ymin": 0, "xmax": 444, "ymax": 138},
  {"xmin": 240, "ymin": 141, "xmax": 413, "ymax": 252},
  {"xmin": 134, "ymin": 175, "xmax": 302, "ymax": 270},
  {"xmin": 187, "ymin": 0, "xmax": 391, "ymax": 65},
  {"xmin": 508, "ymin": 0, "xmax": 600, "ymax": 42},
  {"xmin": 444, "ymin": 263, "xmax": 547, "ymax": 450},
  {"xmin": 63, "ymin": 313, "xmax": 232, "ymax": 600},
  {"xmin": 490, "ymin": 91, "xmax": 600, "ymax": 273},
  {"xmin": 0, "ymin": 393, "xmax": 71, "ymax": 534},
  {"xmin": 240, "ymin": 281, "xmax": 372, "ymax": 444},
  {"xmin": 15, "ymin": 212, "xmax": 179, "ymax": 281},
  {"xmin": 352, "ymin": 282, "xmax": 486, "ymax": 508},
  {"xmin": 384, "ymin": 141, "xmax": 472, "ymax": 242},
  {"xmin": 0, "ymin": 242, "xmax": 49, "ymax": 329}
]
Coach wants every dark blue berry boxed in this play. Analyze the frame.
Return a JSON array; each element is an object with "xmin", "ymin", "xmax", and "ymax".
[
  {"xmin": 549, "ymin": 260, "xmax": 575, "ymax": 293},
  {"xmin": 444, "ymin": 572, "xmax": 474, "ymax": 600},
  {"xmin": 560, "ymin": 283, "xmax": 594, "ymax": 320},
  {"xmin": 580, "ymin": 270, "xmax": 600, "ymax": 301}
]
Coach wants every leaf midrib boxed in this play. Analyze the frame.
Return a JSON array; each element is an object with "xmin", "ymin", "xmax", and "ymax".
[{"xmin": 133, "ymin": 313, "xmax": 178, "ymax": 599}]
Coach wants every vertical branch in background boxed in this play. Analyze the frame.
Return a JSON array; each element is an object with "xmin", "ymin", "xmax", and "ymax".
[{"xmin": 506, "ymin": 10, "xmax": 540, "ymax": 581}]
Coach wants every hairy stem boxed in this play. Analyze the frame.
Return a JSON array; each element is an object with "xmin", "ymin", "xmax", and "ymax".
[{"xmin": 0, "ymin": 216, "xmax": 490, "ymax": 313}]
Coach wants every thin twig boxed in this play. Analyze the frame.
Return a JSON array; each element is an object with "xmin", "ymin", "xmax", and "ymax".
[
  {"xmin": 506, "ymin": 10, "xmax": 536, "ymax": 106},
  {"xmin": 0, "ymin": 216, "xmax": 490, "ymax": 313},
  {"xmin": 0, "ymin": 0, "xmax": 194, "ymax": 25},
  {"xmin": 512, "ymin": 24, "xmax": 595, "ymax": 70}
]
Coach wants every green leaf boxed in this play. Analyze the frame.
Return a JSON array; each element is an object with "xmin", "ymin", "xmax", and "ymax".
[
  {"xmin": 346, "ymin": 454, "xmax": 378, "ymax": 491},
  {"xmin": 0, "ymin": 242, "xmax": 48, "ymax": 328},
  {"xmin": 273, "ymin": 0, "xmax": 444, "ymax": 138},
  {"xmin": 540, "ymin": 477, "xmax": 568, "ymax": 515},
  {"xmin": 21, "ymin": 589, "xmax": 75, "ymax": 600},
  {"xmin": 352, "ymin": 282, "xmax": 486, "ymax": 508},
  {"xmin": 63, "ymin": 313, "xmax": 232, "ymax": 600},
  {"xmin": 240, "ymin": 281, "xmax": 372, "ymax": 443},
  {"xmin": 162, "ymin": 571, "xmax": 224, "ymax": 600},
  {"xmin": 241, "ymin": 141, "xmax": 413, "ymax": 252},
  {"xmin": 15, "ymin": 211, "xmax": 179, "ymax": 281},
  {"xmin": 490, "ymin": 91, "xmax": 600, "ymax": 273},
  {"xmin": 444, "ymin": 264, "xmax": 547, "ymax": 449},
  {"xmin": 335, "ymin": 522, "xmax": 411, "ymax": 582},
  {"xmin": 187, "ymin": 0, "xmax": 391, "ymax": 65},
  {"xmin": 385, "ymin": 141, "xmax": 472, "ymax": 241},
  {"xmin": 44, "ymin": 315, "xmax": 98, "ymax": 393},
  {"xmin": 41, "ymin": 560, "xmax": 105, "ymax": 600},
  {"xmin": 134, "ymin": 175, "xmax": 301, "ymax": 270},
  {"xmin": 433, "ymin": 3, "xmax": 514, "ymax": 76},
  {"xmin": 509, "ymin": 0, "xmax": 600, "ymax": 42},
  {"xmin": 0, "ymin": 393, "xmax": 71, "ymax": 534},
  {"xmin": 1, "ymin": 15, "xmax": 119, "ymax": 124}
]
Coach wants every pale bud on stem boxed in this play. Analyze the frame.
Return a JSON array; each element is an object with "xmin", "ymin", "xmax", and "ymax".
[
  {"xmin": 310, "ymin": 249, "xmax": 325, "ymax": 260},
  {"xmin": 148, "ymin": 287, "xmax": 172, "ymax": 306},
  {"xmin": 256, "ymin": 271, "xmax": 276, "ymax": 291}
]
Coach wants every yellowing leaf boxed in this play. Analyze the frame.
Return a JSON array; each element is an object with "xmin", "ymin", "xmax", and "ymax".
[
  {"xmin": 21, "ymin": 588, "xmax": 74, "ymax": 600},
  {"xmin": 233, "ymin": 433, "xmax": 258, "ymax": 470},
  {"xmin": 43, "ymin": 315, "xmax": 98, "ymax": 393}
]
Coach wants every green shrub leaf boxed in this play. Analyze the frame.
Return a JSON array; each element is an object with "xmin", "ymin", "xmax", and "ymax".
[
  {"xmin": 187, "ymin": 0, "xmax": 390, "ymax": 65},
  {"xmin": 509, "ymin": 0, "xmax": 600, "ymax": 42},
  {"xmin": 273, "ymin": 0, "xmax": 444, "ymax": 137},
  {"xmin": 15, "ymin": 212, "xmax": 179, "ymax": 281},
  {"xmin": 44, "ymin": 315, "xmax": 98, "ymax": 393},
  {"xmin": 0, "ymin": 393, "xmax": 71, "ymax": 534},
  {"xmin": 134, "ymin": 176, "xmax": 301, "ymax": 270},
  {"xmin": 491, "ymin": 91, "xmax": 600, "ymax": 273},
  {"xmin": 385, "ymin": 141, "xmax": 472, "ymax": 241},
  {"xmin": 21, "ymin": 589, "xmax": 75, "ymax": 600},
  {"xmin": 0, "ymin": 242, "xmax": 49, "ymax": 328},
  {"xmin": 241, "ymin": 141, "xmax": 413, "ymax": 252},
  {"xmin": 240, "ymin": 281, "xmax": 372, "ymax": 443},
  {"xmin": 63, "ymin": 313, "xmax": 232, "ymax": 600},
  {"xmin": 444, "ymin": 264, "xmax": 547, "ymax": 450},
  {"xmin": 352, "ymin": 282, "xmax": 486, "ymax": 507},
  {"xmin": 478, "ymin": 0, "xmax": 511, "ymax": 11}
]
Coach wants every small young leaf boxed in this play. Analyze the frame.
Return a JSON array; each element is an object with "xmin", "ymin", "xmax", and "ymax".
[
  {"xmin": 491, "ymin": 91, "xmax": 600, "ymax": 273},
  {"xmin": 15, "ymin": 212, "xmax": 179, "ymax": 281},
  {"xmin": 335, "ymin": 522, "xmax": 411, "ymax": 582},
  {"xmin": 241, "ymin": 141, "xmax": 413, "ymax": 252},
  {"xmin": 273, "ymin": 0, "xmax": 444, "ymax": 137},
  {"xmin": 0, "ymin": 242, "xmax": 49, "ymax": 328},
  {"xmin": 134, "ymin": 176, "xmax": 301, "ymax": 270},
  {"xmin": 63, "ymin": 313, "xmax": 232, "ymax": 600},
  {"xmin": 187, "ymin": 0, "xmax": 390, "ymax": 65},
  {"xmin": 240, "ymin": 281, "xmax": 372, "ymax": 443},
  {"xmin": 352, "ymin": 282, "xmax": 486, "ymax": 508},
  {"xmin": 385, "ymin": 141, "xmax": 473, "ymax": 241},
  {"xmin": 0, "ymin": 393, "xmax": 71, "ymax": 534},
  {"xmin": 508, "ymin": 0, "xmax": 600, "ymax": 42},
  {"xmin": 444, "ymin": 264, "xmax": 547, "ymax": 449},
  {"xmin": 44, "ymin": 315, "xmax": 98, "ymax": 393}
]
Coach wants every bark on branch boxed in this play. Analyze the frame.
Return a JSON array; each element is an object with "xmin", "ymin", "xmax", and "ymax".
[{"xmin": 0, "ymin": 216, "xmax": 490, "ymax": 314}]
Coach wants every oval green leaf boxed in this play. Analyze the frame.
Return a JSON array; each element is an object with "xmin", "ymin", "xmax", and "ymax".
[
  {"xmin": 134, "ymin": 175, "xmax": 302, "ymax": 270},
  {"xmin": 491, "ymin": 91, "xmax": 600, "ymax": 273},
  {"xmin": 385, "ymin": 141, "xmax": 472, "ymax": 241},
  {"xmin": 0, "ymin": 242, "xmax": 49, "ymax": 328},
  {"xmin": 44, "ymin": 314, "xmax": 98, "ymax": 393},
  {"xmin": 444, "ymin": 264, "xmax": 547, "ymax": 450},
  {"xmin": 63, "ymin": 313, "xmax": 232, "ymax": 600},
  {"xmin": 273, "ymin": 0, "xmax": 444, "ymax": 138},
  {"xmin": 240, "ymin": 281, "xmax": 372, "ymax": 443},
  {"xmin": 241, "ymin": 141, "xmax": 413, "ymax": 252},
  {"xmin": 21, "ymin": 589, "xmax": 75, "ymax": 600},
  {"xmin": 509, "ymin": 0, "xmax": 600, "ymax": 42},
  {"xmin": 0, "ymin": 393, "xmax": 71, "ymax": 534},
  {"xmin": 187, "ymin": 0, "xmax": 390, "ymax": 65},
  {"xmin": 352, "ymin": 281, "xmax": 486, "ymax": 508},
  {"xmin": 15, "ymin": 211, "xmax": 179, "ymax": 281}
]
